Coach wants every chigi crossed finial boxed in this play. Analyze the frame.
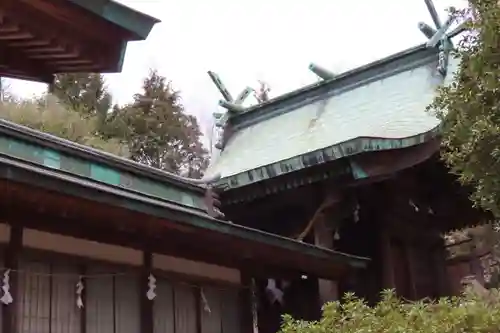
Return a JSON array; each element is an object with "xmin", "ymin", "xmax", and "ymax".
[
  {"xmin": 417, "ymin": 0, "xmax": 469, "ymax": 77},
  {"xmin": 208, "ymin": 71, "xmax": 253, "ymax": 150}
]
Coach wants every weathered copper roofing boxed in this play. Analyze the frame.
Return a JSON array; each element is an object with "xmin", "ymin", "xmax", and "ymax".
[
  {"xmin": 206, "ymin": 44, "xmax": 460, "ymax": 190},
  {"xmin": 0, "ymin": 0, "xmax": 160, "ymax": 82},
  {"xmin": 0, "ymin": 118, "xmax": 368, "ymax": 275},
  {"xmin": 66, "ymin": 0, "xmax": 160, "ymax": 40}
]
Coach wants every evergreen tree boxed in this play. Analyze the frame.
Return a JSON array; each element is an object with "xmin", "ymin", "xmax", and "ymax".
[
  {"xmin": 52, "ymin": 73, "xmax": 128, "ymax": 141},
  {"xmin": 119, "ymin": 70, "xmax": 208, "ymax": 177},
  {"xmin": 53, "ymin": 73, "xmax": 112, "ymax": 118},
  {"xmin": 428, "ymin": 0, "xmax": 500, "ymax": 286},
  {"xmin": 429, "ymin": 0, "xmax": 500, "ymax": 216},
  {"xmin": 0, "ymin": 95, "xmax": 128, "ymax": 157}
]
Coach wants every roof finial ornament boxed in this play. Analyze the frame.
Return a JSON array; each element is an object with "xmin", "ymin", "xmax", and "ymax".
[
  {"xmin": 308, "ymin": 63, "xmax": 335, "ymax": 80},
  {"xmin": 418, "ymin": 0, "xmax": 460, "ymax": 77},
  {"xmin": 208, "ymin": 71, "xmax": 253, "ymax": 150}
]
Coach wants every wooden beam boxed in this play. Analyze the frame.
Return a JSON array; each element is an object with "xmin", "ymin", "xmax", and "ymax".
[
  {"xmin": 239, "ymin": 273, "xmax": 255, "ymax": 333},
  {"xmin": 20, "ymin": 0, "xmax": 133, "ymax": 42},
  {"xmin": 2, "ymin": 4, "xmax": 109, "ymax": 68},
  {"xmin": 0, "ymin": 42, "xmax": 53, "ymax": 82},
  {"xmin": 2, "ymin": 224, "xmax": 22, "ymax": 333},
  {"xmin": 140, "ymin": 252, "xmax": 153, "ymax": 333},
  {"xmin": 313, "ymin": 195, "xmax": 340, "ymax": 304}
]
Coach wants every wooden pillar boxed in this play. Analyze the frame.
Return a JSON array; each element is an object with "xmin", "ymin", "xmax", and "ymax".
[
  {"xmin": 433, "ymin": 242, "xmax": 450, "ymax": 297},
  {"xmin": 239, "ymin": 273, "xmax": 255, "ymax": 333},
  {"xmin": 47, "ymin": 76, "xmax": 55, "ymax": 94},
  {"xmin": 406, "ymin": 245, "xmax": 418, "ymax": 299},
  {"xmin": 140, "ymin": 252, "xmax": 153, "ymax": 333},
  {"xmin": 380, "ymin": 231, "xmax": 395, "ymax": 290},
  {"xmin": 470, "ymin": 245, "xmax": 485, "ymax": 285},
  {"xmin": 314, "ymin": 217, "xmax": 339, "ymax": 304},
  {"xmin": 79, "ymin": 264, "xmax": 87, "ymax": 333},
  {"xmin": 3, "ymin": 225, "xmax": 22, "ymax": 333}
]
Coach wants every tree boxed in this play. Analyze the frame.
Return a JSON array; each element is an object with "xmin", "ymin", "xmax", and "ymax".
[
  {"xmin": 118, "ymin": 70, "xmax": 209, "ymax": 177},
  {"xmin": 52, "ymin": 72, "xmax": 133, "ymax": 145},
  {"xmin": 428, "ymin": 0, "xmax": 500, "ymax": 287},
  {"xmin": 280, "ymin": 289, "xmax": 500, "ymax": 333},
  {"xmin": 428, "ymin": 0, "xmax": 500, "ymax": 217},
  {"xmin": 254, "ymin": 80, "xmax": 271, "ymax": 103},
  {"xmin": 0, "ymin": 95, "xmax": 128, "ymax": 157},
  {"xmin": 53, "ymin": 73, "xmax": 112, "ymax": 117}
]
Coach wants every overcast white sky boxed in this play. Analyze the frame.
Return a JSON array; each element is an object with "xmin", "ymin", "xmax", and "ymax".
[{"xmin": 7, "ymin": 0, "xmax": 466, "ymax": 134}]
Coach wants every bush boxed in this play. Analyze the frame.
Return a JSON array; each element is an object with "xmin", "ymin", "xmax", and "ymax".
[
  {"xmin": 280, "ymin": 290, "xmax": 500, "ymax": 333},
  {"xmin": 0, "ymin": 95, "xmax": 129, "ymax": 157}
]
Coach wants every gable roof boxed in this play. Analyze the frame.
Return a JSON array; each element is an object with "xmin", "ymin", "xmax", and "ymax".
[
  {"xmin": 206, "ymin": 44, "xmax": 458, "ymax": 190},
  {"xmin": 0, "ymin": 118, "xmax": 368, "ymax": 277},
  {"xmin": 0, "ymin": 0, "xmax": 159, "ymax": 82}
]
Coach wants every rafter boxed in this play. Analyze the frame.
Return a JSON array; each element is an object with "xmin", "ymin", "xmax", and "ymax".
[
  {"xmin": 2, "ymin": 4, "xmax": 110, "ymax": 68},
  {"xmin": 0, "ymin": 41, "xmax": 53, "ymax": 82},
  {"xmin": 20, "ymin": 0, "xmax": 133, "ymax": 43}
]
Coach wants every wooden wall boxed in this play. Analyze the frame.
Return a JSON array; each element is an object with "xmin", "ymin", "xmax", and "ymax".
[{"xmin": 0, "ymin": 223, "xmax": 245, "ymax": 333}]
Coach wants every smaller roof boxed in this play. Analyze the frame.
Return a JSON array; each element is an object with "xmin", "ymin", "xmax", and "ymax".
[
  {"xmin": 0, "ymin": 119, "xmax": 368, "ymax": 278},
  {"xmin": 66, "ymin": 0, "xmax": 160, "ymax": 40},
  {"xmin": 206, "ymin": 45, "xmax": 458, "ymax": 190},
  {"xmin": 0, "ymin": 0, "xmax": 160, "ymax": 82}
]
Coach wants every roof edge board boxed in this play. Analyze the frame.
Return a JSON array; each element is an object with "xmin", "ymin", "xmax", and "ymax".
[
  {"xmin": 216, "ymin": 128, "xmax": 441, "ymax": 190},
  {"xmin": 67, "ymin": 0, "xmax": 160, "ymax": 40},
  {"xmin": 231, "ymin": 44, "xmax": 438, "ymax": 130},
  {"xmin": 0, "ymin": 119, "xmax": 206, "ymax": 194},
  {"xmin": 0, "ymin": 154, "xmax": 369, "ymax": 269}
]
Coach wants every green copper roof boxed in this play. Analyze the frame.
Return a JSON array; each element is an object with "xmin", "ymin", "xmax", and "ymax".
[
  {"xmin": 206, "ymin": 44, "xmax": 460, "ymax": 189},
  {"xmin": 67, "ymin": 0, "xmax": 160, "ymax": 40},
  {"xmin": 0, "ymin": 119, "xmax": 368, "ymax": 274},
  {"xmin": 0, "ymin": 119, "xmax": 207, "ymax": 210}
]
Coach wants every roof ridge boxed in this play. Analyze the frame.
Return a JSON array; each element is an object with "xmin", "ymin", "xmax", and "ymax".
[{"xmin": 229, "ymin": 43, "xmax": 432, "ymax": 126}]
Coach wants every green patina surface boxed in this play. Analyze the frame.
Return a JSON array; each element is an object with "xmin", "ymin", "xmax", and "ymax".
[
  {"xmin": 207, "ymin": 46, "xmax": 457, "ymax": 191},
  {"xmin": 0, "ymin": 135, "xmax": 205, "ymax": 210},
  {"xmin": 67, "ymin": 0, "xmax": 160, "ymax": 40},
  {"xmin": 0, "ymin": 132, "xmax": 369, "ymax": 270}
]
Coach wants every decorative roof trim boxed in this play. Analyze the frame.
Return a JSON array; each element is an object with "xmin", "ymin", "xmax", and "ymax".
[
  {"xmin": 0, "ymin": 153, "xmax": 368, "ymax": 269},
  {"xmin": 67, "ymin": 0, "xmax": 160, "ymax": 40},
  {"xmin": 0, "ymin": 119, "xmax": 207, "ymax": 193},
  {"xmin": 230, "ymin": 44, "xmax": 438, "ymax": 131},
  {"xmin": 215, "ymin": 127, "xmax": 441, "ymax": 190}
]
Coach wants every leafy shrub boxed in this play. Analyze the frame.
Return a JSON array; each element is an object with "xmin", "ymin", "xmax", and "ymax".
[
  {"xmin": 280, "ymin": 290, "xmax": 500, "ymax": 333},
  {"xmin": 0, "ymin": 95, "xmax": 129, "ymax": 157}
]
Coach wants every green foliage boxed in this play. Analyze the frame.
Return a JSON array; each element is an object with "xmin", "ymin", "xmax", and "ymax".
[
  {"xmin": 0, "ymin": 96, "xmax": 129, "ymax": 157},
  {"xmin": 1, "ymin": 71, "xmax": 208, "ymax": 177},
  {"xmin": 114, "ymin": 69, "xmax": 209, "ymax": 177},
  {"xmin": 280, "ymin": 290, "xmax": 500, "ymax": 333},
  {"xmin": 428, "ymin": 0, "xmax": 500, "ymax": 216},
  {"xmin": 53, "ymin": 73, "xmax": 112, "ymax": 118}
]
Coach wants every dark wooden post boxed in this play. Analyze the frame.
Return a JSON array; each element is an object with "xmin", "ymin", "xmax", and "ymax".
[
  {"xmin": 380, "ymin": 230, "xmax": 395, "ymax": 290},
  {"xmin": 239, "ymin": 272, "xmax": 255, "ymax": 333},
  {"xmin": 470, "ymin": 245, "xmax": 485, "ymax": 285},
  {"xmin": 433, "ymin": 242, "xmax": 450, "ymax": 297},
  {"xmin": 406, "ymin": 245, "xmax": 418, "ymax": 299},
  {"xmin": 3, "ymin": 224, "xmax": 22, "ymax": 333},
  {"xmin": 314, "ymin": 217, "xmax": 339, "ymax": 304},
  {"xmin": 140, "ymin": 252, "xmax": 153, "ymax": 333},
  {"xmin": 47, "ymin": 76, "xmax": 55, "ymax": 94}
]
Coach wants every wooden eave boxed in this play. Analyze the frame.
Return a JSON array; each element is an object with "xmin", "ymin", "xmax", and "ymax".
[
  {"xmin": 0, "ymin": 154, "xmax": 368, "ymax": 279},
  {"xmin": 0, "ymin": 0, "xmax": 159, "ymax": 83},
  {"xmin": 0, "ymin": 119, "xmax": 368, "ymax": 277}
]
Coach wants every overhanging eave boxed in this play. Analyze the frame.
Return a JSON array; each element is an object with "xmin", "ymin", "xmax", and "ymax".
[{"xmin": 0, "ymin": 155, "xmax": 368, "ymax": 279}]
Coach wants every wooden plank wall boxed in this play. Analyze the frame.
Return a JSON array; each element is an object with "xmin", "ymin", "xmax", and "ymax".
[{"xmin": 0, "ymin": 224, "xmax": 245, "ymax": 333}]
